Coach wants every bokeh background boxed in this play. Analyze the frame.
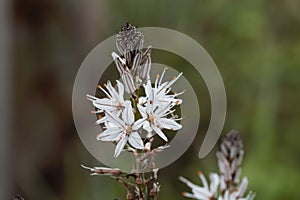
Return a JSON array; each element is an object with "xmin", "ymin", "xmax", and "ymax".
[{"xmin": 1, "ymin": 0, "xmax": 300, "ymax": 199}]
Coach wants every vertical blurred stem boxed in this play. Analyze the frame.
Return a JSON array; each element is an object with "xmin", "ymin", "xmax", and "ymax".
[
  {"xmin": 252, "ymin": 43, "xmax": 280, "ymax": 163},
  {"xmin": 131, "ymin": 152, "xmax": 159, "ymax": 199},
  {"xmin": 131, "ymin": 153, "xmax": 137, "ymax": 173},
  {"xmin": 0, "ymin": 0, "xmax": 12, "ymax": 198}
]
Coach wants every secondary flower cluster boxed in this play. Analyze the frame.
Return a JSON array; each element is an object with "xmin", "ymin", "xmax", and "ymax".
[
  {"xmin": 87, "ymin": 22, "xmax": 183, "ymax": 158},
  {"xmin": 179, "ymin": 130, "xmax": 255, "ymax": 200}
]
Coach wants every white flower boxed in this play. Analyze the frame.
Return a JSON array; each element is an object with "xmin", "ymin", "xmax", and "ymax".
[
  {"xmin": 97, "ymin": 101, "xmax": 144, "ymax": 157},
  {"xmin": 137, "ymin": 86, "xmax": 182, "ymax": 142},
  {"xmin": 135, "ymin": 70, "xmax": 183, "ymax": 142},
  {"xmin": 140, "ymin": 69, "xmax": 184, "ymax": 107},
  {"xmin": 87, "ymin": 80, "xmax": 127, "ymax": 123},
  {"xmin": 218, "ymin": 191, "xmax": 255, "ymax": 200},
  {"xmin": 180, "ymin": 173, "xmax": 255, "ymax": 200},
  {"xmin": 218, "ymin": 177, "xmax": 255, "ymax": 200},
  {"xmin": 179, "ymin": 171, "xmax": 220, "ymax": 200}
]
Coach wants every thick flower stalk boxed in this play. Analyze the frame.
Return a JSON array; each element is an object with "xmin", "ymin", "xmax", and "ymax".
[
  {"xmin": 83, "ymin": 22, "xmax": 183, "ymax": 200},
  {"xmin": 180, "ymin": 130, "xmax": 255, "ymax": 200}
]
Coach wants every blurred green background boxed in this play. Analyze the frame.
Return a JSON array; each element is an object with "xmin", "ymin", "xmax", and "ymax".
[{"xmin": 2, "ymin": 0, "xmax": 300, "ymax": 199}]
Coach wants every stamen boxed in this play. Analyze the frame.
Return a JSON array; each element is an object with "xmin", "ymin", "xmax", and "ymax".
[
  {"xmin": 91, "ymin": 110, "xmax": 102, "ymax": 114},
  {"xmin": 161, "ymin": 109, "xmax": 175, "ymax": 117},
  {"xmin": 160, "ymin": 72, "xmax": 183, "ymax": 94},
  {"xmin": 86, "ymin": 94, "xmax": 97, "ymax": 101},
  {"xmin": 175, "ymin": 90, "xmax": 185, "ymax": 96},
  {"xmin": 104, "ymin": 110, "xmax": 124, "ymax": 127},
  {"xmin": 197, "ymin": 170, "xmax": 202, "ymax": 176},
  {"xmin": 156, "ymin": 102, "xmax": 172, "ymax": 115},
  {"xmin": 94, "ymin": 102, "xmax": 125, "ymax": 109},
  {"xmin": 159, "ymin": 67, "xmax": 167, "ymax": 86},
  {"xmin": 173, "ymin": 117, "xmax": 183, "ymax": 121},
  {"xmin": 112, "ymin": 52, "xmax": 126, "ymax": 65},
  {"xmin": 153, "ymin": 74, "xmax": 159, "ymax": 89}
]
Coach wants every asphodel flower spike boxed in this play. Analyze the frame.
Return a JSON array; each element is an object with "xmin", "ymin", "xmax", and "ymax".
[
  {"xmin": 179, "ymin": 130, "xmax": 255, "ymax": 200},
  {"xmin": 84, "ymin": 22, "xmax": 184, "ymax": 200}
]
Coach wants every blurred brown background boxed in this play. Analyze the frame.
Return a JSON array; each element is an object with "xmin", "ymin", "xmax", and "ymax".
[{"xmin": 1, "ymin": 0, "xmax": 300, "ymax": 199}]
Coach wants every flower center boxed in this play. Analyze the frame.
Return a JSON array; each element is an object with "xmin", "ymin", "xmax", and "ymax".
[
  {"xmin": 125, "ymin": 125, "xmax": 132, "ymax": 135},
  {"xmin": 116, "ymin": 102, "xmax": 122, "ymax": 110},
  {"xmin": 148, "ymin": 115, "xmax": 155, "ymax": 124}
]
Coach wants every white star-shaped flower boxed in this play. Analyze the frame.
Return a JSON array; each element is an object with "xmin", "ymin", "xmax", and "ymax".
[
  {"xmin": 139, "ymin": 69, "xmax": 184, "ymax": 107},
  {"xmin": 179, "ymin": 171, "xmax": 220, "ymax": 200},
  {"xmin": 137, "ymin": 85, "xmax": 182, "ymax": 142},
  {"xmin": 87, "ymin": 80, "xmax": 127, "ymax": 124},
  {"xmin": 97, "ymin": 101, "xmax": 144, "ymax": 157},
  {"xmin": 218, "ymin": 177, "xmax": 255, "ymax": 200}
]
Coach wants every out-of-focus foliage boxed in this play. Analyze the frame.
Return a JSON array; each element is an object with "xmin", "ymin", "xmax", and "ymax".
[{"xmin": 11, "ymin": 0, "xmax": 300, "ymax": 199}]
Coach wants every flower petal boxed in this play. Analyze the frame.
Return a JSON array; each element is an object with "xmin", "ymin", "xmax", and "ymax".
[
  {"xmin": 104, "ymin": 111, "xmax": 125, "ymax": 127},
  {"xmin": 143, "ymin": 80, "xmax": 152, "ymax": 98},
  {"xmin": 155, "ymin": 103, "xmax": 173, "ymax": 116},
  {"xmin": 95, "ymin": 115, "xmax": 108, "ymax": 125},
  {"xmin": 146, "ymin": 88, "xmax": 155, "ymax": 112},
  {"xmin": 151, "ymin": 125, "xmax": 168, "ymax": 142},
  {"xmin": 137, "ymin": 103, "xmax": 147, "ymax": 118},
  {"xmin": 198, "ymin": 172, "xmax": 209, "ymax": 190},
  {"xmin": 92, "ymin": 98, "xmax": 114, "ymax": 111},
  {"xmin": 106, "ymin": 81, "xmax": 122, "ymax": 103},
  {"xmin": 128, "ymin": 132, "xmax": 144, "ymax": 149},
  {"xmin": 97, "ymin": 128, "xmax": 122, "ymax": 141},
  {"xmin": 138, "ymin": 97, "xmax": 147, "ymax": 105},
  {"xmin": 209, "ymin": 173, "xmax": 220, "ymax": 194},
  {"xmin": 114, "ymin": 135, "xmax": 128, "ymax": 157},
  {"xmin": 116, "ymin": 80, "xmax": 124, "ymax": 103},
  {"xmin": 143, "ymin": 121, "xmax": 152, "ymax": 133},
  {"xmin": 157, "ymin": 117, "xmax": 182, "ymax": 130},
  {"xmin": 132, "ymin": 118, "xmax": 146, "ymax": 130},
  {"xmin": 122, "ymin": 101, "xmax": 134, "ymax": 125},
  {"xmin": 179, "ymin": 176, "xmax": 210, "ymax": 199}
]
